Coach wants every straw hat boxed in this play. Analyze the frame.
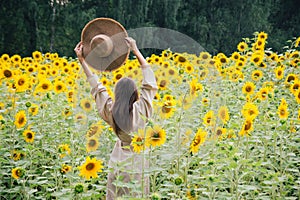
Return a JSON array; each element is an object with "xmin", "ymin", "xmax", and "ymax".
[{"xmin": 81, "ymin": 18, "xmax": 130, "ymax": 71}]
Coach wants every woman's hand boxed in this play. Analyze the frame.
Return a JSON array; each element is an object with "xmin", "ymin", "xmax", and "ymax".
[
  {"xmin": 125, "ymin": 37, "xmax": 138, "ymax": 53},
  {"xmin": 74, "ymin": 42, "xmax": 84, "ymax": 63}
]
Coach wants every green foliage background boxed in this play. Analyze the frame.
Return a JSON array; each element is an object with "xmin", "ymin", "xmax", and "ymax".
[{"xmin": 0, "ymin": 0, "xmax": 299, "ymax": 57}]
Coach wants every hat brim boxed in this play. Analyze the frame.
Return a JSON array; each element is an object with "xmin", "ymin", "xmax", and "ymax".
[{"xmin": 81, "ymin": 18, "xmax": 130, "ymax": 72}]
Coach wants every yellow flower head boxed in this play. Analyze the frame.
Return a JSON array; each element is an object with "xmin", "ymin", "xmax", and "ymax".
[
  {"xmin": 23, "ymin": 129, "xmax": 35, "ymax": 143},
  {"xmin": 86, "ymin": 137, "xmax": 99, "ymax": 152},
  {"xmin": 131, "ymin": 130, "xmax": 146, "ymax": 154},
  {"xmin": 242, "ymin": 82, "xmax": 256, "ymax": 96},
  {"xmin": 218, "ymin": 106, "xmax": 230, "ymax": 124},
  {"xmin": 14, "ymin": 110, "xmax": 27, "ymax": 129},
  {"xmin": 12, "ymin": 168, "xmax": 24, "ymax": 179},
  {"xmin": 78, "ymin": 156, "xmax": 103, "ymax": 180},
  {"xmin": 190, "ymin": 128, "xmax": 207, "ymax": 154},
  {"xmin": 58, "ymin": 144, "xmax": 71, "ymax": 158},
  {"xmin": 145, "ymin": 125, "xmax": 166, "ymax": 148}
]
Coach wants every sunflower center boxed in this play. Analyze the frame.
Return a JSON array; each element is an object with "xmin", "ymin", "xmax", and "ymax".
[
  {"xmin": 248, "ymin": 110, "xmax": 254, "ymax": 116},
  {"xmin": 88, "ymin": 139, "xmax": 97, "ymax": 147},
  {"xmin": 202, "ymin": 54, "xmax": 208, "ymax": 59},
  {"xmin": 277, "ymin": 70, "xmax": 282, "ymax": 76},
  {"xmin": 287, "ymin": 76, "xmax": 295, "ymax": 82},
  {"xmin": 245, "ymin": 86, "xmax": 252, "ymax": 93},
  {"xmin": 193, "ymin": 138, "xmax": 201, "ymax": 146},
  {"xmin": 162, "ymin": 103, "xmax": 172, "ymax": 113},
  {"xmin": 4, "ymin": 70, "xmax": 12, "ymax": 78},
  {"xmin": 42, "ymin": 84, "xmax": 49, "ymax": 90},
  {"xmin": 85, "ymin": 102, "xmax": 91, "ymax": 109},
  {"xmin": 280, "ymin": 109, "xmax": 286, "ymax": 115},
  {"xmin": 253, "ymin": 57, "xmax": 260, "ymax": 63},
  {"xmin": 178, "ymin": 56, "xmax": 186, "ymax": 63},
  {"xmin": 220, "ymin": 58, "xmax": 226, "ymax": 63},
  {"xmin": 206, "ymin": 117, "xmax": 211, "ymax": 124},
  {"xmin": 16, "ymin": 169, "xmax": 22, "ymax": 177},
  {"xmin": 57, "ymin": 85, "xmax": 62, "ymax": 90},
  {"xmin": 26, "ymin": 132, "xmax": 33, "ymax": 139},
  {"xmin": 86, "ymin": 163, "xmax": 95, "ymax": 171},
  {"xmin": 152, "ymin": 132, "xmax": 160, "ymax": 139},
  {"xmin": 293, "ymin": 84, "xmax": 299, "ymax": 90},
  {"xmin": 159, "ymin": 80, "xmax": 167, "ymax": 88},
  {"xmin": 18, "ymin": 78, "xmax": 25, "ymax": 86},
  {"xmin": 169, "ymin": 69, "xmax": 175, "ymax": 75},
  {"xmin": 18, "ymin": 117, "xmax": 25, "ymax": 124},
  {"xmin": 116, "ymin": 74, "xmax": 122, "ymax": 80},
  {"xmin": 244, "ymin": 121, "xmax": 252, "ymax": 131},
  {"xmin": 216, "ymin": 129, "xmax": 222, "ymax": 136}
]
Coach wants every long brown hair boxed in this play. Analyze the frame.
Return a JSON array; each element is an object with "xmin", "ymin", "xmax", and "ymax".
[{"xmin": 112, "ymin": 77, "xmax": 139, "ymax": 134}]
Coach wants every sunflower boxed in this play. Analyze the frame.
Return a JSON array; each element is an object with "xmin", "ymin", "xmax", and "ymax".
[
  {"xmin": 274, "ymin": 66, "xmax": 284, "ymax": 80},
  {"xmin": 216, "ymin": 127, "xmax": 227, "ymax": 139},
  {"xmin": 80, "ymin": 98, "xmax": 93, "ymax": 112},
  {"xmin": 58, "ymin": 144, "xmax": 71, "ymax": 158},
  {"xmin": 257, "ymin": 87, "xmax": 269, "ymax": 101},
  {"xmin": 36, "ymin": 79, "xmax": 53, "ymax": 93},
  {"xmin": 218, "ymin": 106, "xmax": 230, "ymax": 124},
  {"xmin": 14, "ymin": 74, "xmax": 30, "ymax": 93},
  {"xmin": 157, "ymin": 78, "xmax": 169, "ymax": 90},
  {"xmin": 251, "ymin": 70, "xmax": 263, "ymax": 81},
  {"xmin": 11, "ymin": 150, "xmax": 24, "ymax": 161},
  {"xmin": 32, "ymin": 51, "xmax": 43, "ymax": 62},
  {"xmin": 11, "ymin": 54, "xmax": 22, "ymax": 65},
  {"xmin": 230, "ymin": 52, "xmax": 240, "ymax": 61},
  {"xmin": 277, "ymin": 105, "xmax": 289, "ymax": 120},
  {"xmin": 189, "ymin": 79, "xmax": 203, "ymax": 97},
  {"xmin": 86, "ymin": 122, "xmax": 103, "ymax": 138},
  {"xmin": 159, "ymin": 99, "xmax": 176, "ymax": 119},
  {"xmin": 202, "ymin": 98, "xmax": 209, "ymax": 106},
  {"xmin": 190, "ymin": 128, "xmax": 207, "ymax": 154},
  {"xmin": 184, "ymin": 64, "xmax": 194, "ymax": 74},
  {"xmin": 277, "ymin": 99, "xmax": 289, "ymax": 119},
  {"xmin": 53, "ymin": 80, "xmax": 67, "ymax": 94},
  {"xmin": 175, "ymin": 54, "xmax": 188, "ymax": 65},
  {"xmin": 78, "ymin": 156, "xmax": 103, "ymax": 180},
  {"xmin": 11, "ymin": 168, "xmax": 24, "ymax": 179},
  {"xmin": 284, "ymin": 73, "xmax": 298, "ymax": 85},
  {"xmin": 257, "ymin": 32, "xmax": 268, "ymax": 40},
  {"xmin": 62, "ymin": 107, "xmax": 73, "ymax": 117},
  {"xmin": 131, "ymin": 130, "xmax": 146, "ymax": 153},
  {"xmin": 28, "ymin": 103, "xmax": 39, "ymax": 116},
  {"xmin": 23, "ymin": 129, "xmax": 35, "ymax": 143},
  {"xmin": 199, "ymin": 52, "xmax": 211, "ymax": 61},
  {"xmin": 61, "ymin": 164, "xmax": 72, "ymax": 174},
  {"xmin": 0, "ymin": 67, "xmax": 14, "ymax": 79},
  {"xmin": 145, "ymin": 125, "xmax": 166, "ymax": 147},
  {"xmin": 203, "ymin": 110, "xmax": 215, "ymax": 127},
  {"xmin": 241, "ymin": 102, "xmax": 259, "ymax": 121},
  {"xmin": 86, "ymin": 137, "xmax": 99, "ymax": 152},
  {"xmin": 14, "ymin": 110, "xmax": 27, "ymax": 129},
  {"xmin": 239, "ymin": 119, "xmax": 254, "ymax": 136},
  {"xmin": 1, "ymin": 53, "xmax": 10, "ymax": 62},
  {"xmin": 237, "ymin": 42, "xmax": 248, "ymax": 52},
  {"xmin": 250, "ymin": 52, "xmax": 264, "ymax": 65},
  {"xmin": 75, "ymin": 113, "xmax": 87, "ymax": 124},
  {"xmin": 242, "ymin": 82, "xmax": 256, "ymax": 96}
]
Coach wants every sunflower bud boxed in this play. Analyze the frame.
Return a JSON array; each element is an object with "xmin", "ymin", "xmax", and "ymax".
[
  {"xmin": 174, "ymin": 176, "xmax": 183, "ymax": 185},
  {"xmin": 74, "ymin": 183, "xmax": 84, "ymax": 193}
]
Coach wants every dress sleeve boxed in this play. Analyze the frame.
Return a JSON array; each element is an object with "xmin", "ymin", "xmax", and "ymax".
[
  {"xmin": 88, "ymin": 74, "xmax": 113, "ymax": 126},
  {"xmin": 134, "ymin": 65, "xmax": 158, "ymax": 118}
]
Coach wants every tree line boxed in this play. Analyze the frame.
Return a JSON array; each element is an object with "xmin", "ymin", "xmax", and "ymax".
[{"xmin": 0, "ymin": 0, "xmax": 299, "ymax": 57}]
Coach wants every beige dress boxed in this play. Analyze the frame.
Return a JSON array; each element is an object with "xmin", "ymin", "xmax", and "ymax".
[{"xmin": 87, "ymin": 66, "xmax": 158, "ymax": 199}]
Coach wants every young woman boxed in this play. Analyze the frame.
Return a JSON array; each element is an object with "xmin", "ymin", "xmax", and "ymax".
[{"xmin": 74, "ymin": 37, "xmax": 158, "ymax": 199}]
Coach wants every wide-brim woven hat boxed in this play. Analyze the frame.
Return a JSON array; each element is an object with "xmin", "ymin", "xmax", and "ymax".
[{"xmin": 81, "ymin": 18, "xmax": 130, "ymax": 71}]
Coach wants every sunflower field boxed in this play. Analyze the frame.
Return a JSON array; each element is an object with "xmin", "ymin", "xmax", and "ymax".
[{"xmin": 0, "ymin": 32, "xmax": 300, "ymax": 200}]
